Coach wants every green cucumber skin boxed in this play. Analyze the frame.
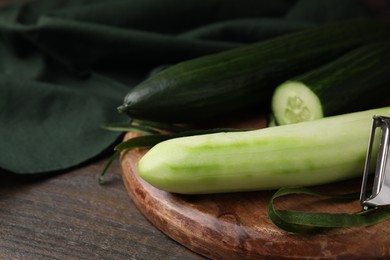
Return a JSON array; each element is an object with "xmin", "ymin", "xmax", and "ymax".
[
  {"xmin": 122, "ymin": 19, "xmax": 389, "ymax": 123},
  {"xmin": 290, "ymin": 42, "xmax": 390, "ymax": 117},
  {"xmin": 138, "ymin": 107, "xmax": 390, "ymax": 194}
]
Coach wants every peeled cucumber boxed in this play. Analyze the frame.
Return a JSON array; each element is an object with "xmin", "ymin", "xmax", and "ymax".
[{"xmin": 137, "ymin": 107, "xmax": 390, "ymax": 194}]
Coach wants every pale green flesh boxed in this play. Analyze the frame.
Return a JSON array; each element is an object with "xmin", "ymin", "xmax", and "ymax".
[
  {"xmin": 272, "ymin": 81, "xmax": 323, "ymax": 125},
  {"xmin": 138, "ymin": 107, "xmax": 390, "ymax": 194}
]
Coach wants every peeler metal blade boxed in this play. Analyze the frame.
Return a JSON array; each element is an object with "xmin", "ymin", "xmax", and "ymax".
[{"xmin": 360, "ymin": 115, "xmax": 390, "ymax": 210}]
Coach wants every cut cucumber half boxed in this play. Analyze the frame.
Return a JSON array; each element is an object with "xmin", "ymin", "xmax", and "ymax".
[
  {"xmin": 271, "ymin": 81, "xmax": 323, "ymax": 125},
  {"xmin": 271, "ymin": 42, "xmax": 390, "ymax": 126}
]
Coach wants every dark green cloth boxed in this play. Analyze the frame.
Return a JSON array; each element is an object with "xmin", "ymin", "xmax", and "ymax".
[{"xmin": 0, "ymin": 0, "xmax": 371, "ymax": 174}]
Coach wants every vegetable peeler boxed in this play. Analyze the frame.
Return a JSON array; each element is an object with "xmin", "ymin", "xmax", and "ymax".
[{"xmin": 360, "ymin": 115, "xmax": 390, "ymax": 210}]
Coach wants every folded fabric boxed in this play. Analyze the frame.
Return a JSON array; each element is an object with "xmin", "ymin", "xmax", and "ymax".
[{"xmin": 0, "ymin": 0, "xmax": 372, "ymax": 174}]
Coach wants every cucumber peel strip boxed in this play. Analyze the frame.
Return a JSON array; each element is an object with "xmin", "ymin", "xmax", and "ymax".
[
  {"xmin": 101, "ymin": 123, "xmax": 161, "ymax": 134},
  {"xmin": 268, "ymin": 187, "xmax": 390, "ymax": 234},
  {"xmin": 102, "ymin": 118, "xmax": 193, "ymax": 134}
]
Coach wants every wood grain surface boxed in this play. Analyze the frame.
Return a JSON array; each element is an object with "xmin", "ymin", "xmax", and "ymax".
[
  {"xmin": 121, "ymin": 126, "xmax": 390, "ymax": 259},
  {"xmin": 0, "ymin": 158, "xmax": 204, "ymax": 259}
]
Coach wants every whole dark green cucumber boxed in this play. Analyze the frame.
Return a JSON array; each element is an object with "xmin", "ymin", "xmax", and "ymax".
[
  {"xmin": 272, "ymin": 42, "xmax": 390, "ymax": 125},
  {"xmin": 120, "ymin": 19, "xmax": 389, "ymax": 123}
]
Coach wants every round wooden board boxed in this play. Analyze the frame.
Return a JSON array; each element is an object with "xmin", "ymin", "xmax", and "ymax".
[{"xmin": 120, "ymin": 118, "xmax": 390, "ymax": 259}]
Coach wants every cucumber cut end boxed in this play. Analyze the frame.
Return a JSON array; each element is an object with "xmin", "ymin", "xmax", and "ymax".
[{"xmin": 272, "ymin": 81, "xmax": 323, "ymax": 125}]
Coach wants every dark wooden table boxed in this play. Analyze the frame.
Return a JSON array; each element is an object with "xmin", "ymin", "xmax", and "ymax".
[{"xmin": 0, "ymin": 156, "xmax": 205, "ymax": 259}]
